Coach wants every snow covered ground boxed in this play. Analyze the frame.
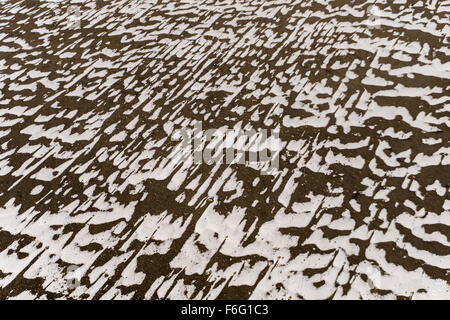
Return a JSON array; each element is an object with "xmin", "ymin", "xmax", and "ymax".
[{"xmin": 0, "ymin": 0, "xmax": 449, "ymax": 299}]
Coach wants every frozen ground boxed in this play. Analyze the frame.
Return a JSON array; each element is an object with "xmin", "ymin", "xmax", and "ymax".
[{"xmin": 0, "ymin": 0, "xmax": 449, "ymax": 299}]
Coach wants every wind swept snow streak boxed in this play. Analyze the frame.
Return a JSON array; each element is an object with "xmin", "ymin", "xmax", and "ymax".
[{"xmin": 0, "ymin": 0, "xmax": 449, "ymax": 300}]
